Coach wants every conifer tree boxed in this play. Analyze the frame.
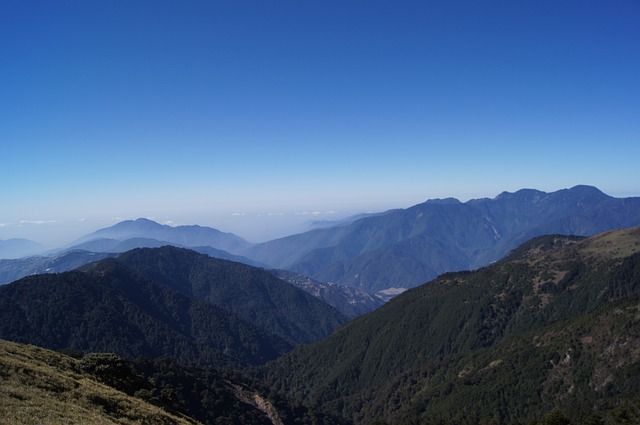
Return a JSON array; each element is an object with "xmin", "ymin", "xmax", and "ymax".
[{"xmin": 541, "ymin": 408, "xmax": 571, "ymax": 425}]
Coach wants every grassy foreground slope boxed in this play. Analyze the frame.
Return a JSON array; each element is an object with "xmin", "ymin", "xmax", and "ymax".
[{"xmin": 0, "ymin": 339, "xmax": 196, "ymax": 425}]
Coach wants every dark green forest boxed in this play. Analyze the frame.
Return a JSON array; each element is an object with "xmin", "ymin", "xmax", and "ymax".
[
  {"xmin": 0, "ymin": 247, "xmax": 347, "ymax": 368},
  {"xmin": 257, "ymin": 229, "xmax": 640, "ymax": 424}
]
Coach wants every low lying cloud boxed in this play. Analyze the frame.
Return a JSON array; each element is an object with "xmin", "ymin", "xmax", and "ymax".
[
  {"xmin": 19, "ymin": 220, "xmax": 59, "ymax": 225},
  {"xmin": 295, "ymin": 211, "xmax": 336, "ymax": 216}
]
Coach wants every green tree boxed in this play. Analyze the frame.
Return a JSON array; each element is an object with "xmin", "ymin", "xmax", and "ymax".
[
  {"xmin": 585, "ymin": 413, "xmax": 604, "ymax": 425},
  {"xmin": 541, "ymin": 408, "xmax": 571, "ymax": 425}
]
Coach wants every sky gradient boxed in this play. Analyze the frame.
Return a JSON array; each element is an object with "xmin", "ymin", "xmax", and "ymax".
[{"xmin": 2, "ymin": 0, "xmax": 639, "ymax": 246}]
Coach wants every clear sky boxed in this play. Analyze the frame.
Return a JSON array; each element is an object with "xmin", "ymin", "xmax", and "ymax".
[{"xmin": 1, "ymin": 0, "xmax": 639, "ymax": 246}]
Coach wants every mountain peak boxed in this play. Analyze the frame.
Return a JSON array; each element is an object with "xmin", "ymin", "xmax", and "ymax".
[
  {"xmin": 117, "ymin": 218, "xmax": 165, "ymax": 229},
  {"xmin": 425, "ymin": 197, "xmax": 461, "ymax": 205},
  {"xmin": 493, "ymin": 188, "xmax": 546, "ymax": 201},
  {"xmin": 566, "ymin": 184, "xmax": 611, "ymax": 199},
  {"xmin": 70, "ymin": 219, "xmax": 253, "ymax": 254},
  {"xmin": 491, "ymin": 186, "xmax": 613, "ymax": 204},
  {"xmin": 0, "ymin": 238, "xmax": 46, "ymax": 259}
]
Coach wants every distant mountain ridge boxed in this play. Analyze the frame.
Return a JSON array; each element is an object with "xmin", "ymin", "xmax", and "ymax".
[
  {"xmin": 241, "ymin": 185, "xmax": 640, "ymax": 292},
  {"xmin": 5, "ymin": 185, "xmax": 638, "ymax": 297},
  {"xmin": 0, "ymin": 250, "xmax": 115, "ymax": 285},
  {"xmin": 0, "ymin": 238, "xmax": 45, "ymax": 259},
  {"xmin": 71, "ymin": 218, "xmax": 253, "ymax": 254}
]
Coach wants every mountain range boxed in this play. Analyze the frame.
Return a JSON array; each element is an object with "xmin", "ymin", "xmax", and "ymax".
[
  {"xmin": 69, "ymin": 217, "xmax": 254, "ymax": 254},
  {"xmin": 4, "ymin": 185, "xmax": 639, "ymax": 306},
  {"xmin": 241, "ymin": 185, "xmax": 640, "ymax": 292}
]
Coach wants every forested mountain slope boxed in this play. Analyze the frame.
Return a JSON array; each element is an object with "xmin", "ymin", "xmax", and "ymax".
[
  {"xmin": 0, "ymin": 247, "xmax": 347, "ymax": 368},
  {"xmin": 109, "ymin": 246, "xmax": 347, "ymax": 344},
  {"xmin": 0, "ymin": 338, "xmax": 346, "ymax": 425},
  {"xmin": 260, "ymin": 226, "xmax": 640, "ymax": 424},
  {"xmin": 0, "ymin": 261, "xmax": 290, "ymax": 368}
]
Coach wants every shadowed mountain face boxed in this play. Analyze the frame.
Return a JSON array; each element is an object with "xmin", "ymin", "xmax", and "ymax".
[
  {"xmin": 0, "ymin": 246, "xmax": 347, "ymax": 368},
  {"xmin": 272, "ymin": 269, "xmax": 385, "ymax": 318},
  {"xmin": 0, "ymin": 261, "xmax": 291, "ymax": 368},
  {"xmin": 242, "ymin": 185, "xmax": 640, "ymax": 292},
  {"xmin": 260, "ymin": 226, "xmax": 640, "ymax": 424},
  {"xmin": 109, "ymin": 246, "xmax": 348, "ymax": 345}
]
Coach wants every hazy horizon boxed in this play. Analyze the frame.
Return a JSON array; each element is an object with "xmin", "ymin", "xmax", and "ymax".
[
  {"xmin": 2, "ymin": 185, "xmax": 640, "ymax": 248},
  {"xmin": 2, "ymin": 1, "xmax": 638, "ymax": 247}
]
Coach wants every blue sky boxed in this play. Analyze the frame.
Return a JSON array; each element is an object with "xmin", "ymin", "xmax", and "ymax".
[{"xmin": 1, "ymin": 0, "xmax": 639, "ymax": 245}]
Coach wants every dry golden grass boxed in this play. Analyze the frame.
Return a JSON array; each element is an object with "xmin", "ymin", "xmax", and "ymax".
[
  {"xmin": 577, "ymin": 225, "xmax": 640, "ymax": 260},
  {"xmin": 0, "ymin": 339, "xmax": 198, "ymax": 425}
]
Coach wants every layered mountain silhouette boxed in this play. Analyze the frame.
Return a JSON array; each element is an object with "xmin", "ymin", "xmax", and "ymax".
[
  {"xmin": 0, "ymin": 237, "xmax": 45, "ymax": 259},
  {"xmin": 242, "ymin": 185, "xmax": 640, "ymax": 292},
  {"xmin": 69, "ymin": 218, "xmax": 254, "ymax": 254},
  {"xmin": 0, "ymin": 250, "xmax": 115, "ymax": 285},
  {"xmin": 0, "ymin": 218, "xmax": 261, "ymax": 284},
  {"xmin": 260, "ymin": 226, "xmax": 640, "ymax": 424},
  {"xmin": 0, "ymin": 246, "xmax": 347, "ymax": 368},
  {"xmin": 8, "ymin": 185, "xmax": 638, "ymax": 299}
]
